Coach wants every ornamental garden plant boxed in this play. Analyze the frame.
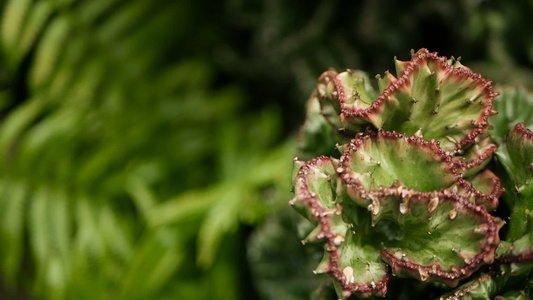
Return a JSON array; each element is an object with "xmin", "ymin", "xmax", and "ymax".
[{"xmin": 290, "ymin": 49, "xmax": 533, "ymax": 299}]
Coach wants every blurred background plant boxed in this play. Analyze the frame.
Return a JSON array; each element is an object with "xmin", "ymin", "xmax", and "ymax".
[{"xmin": 0, "ymin": 0, "xmax": 531, "ymax": 299}]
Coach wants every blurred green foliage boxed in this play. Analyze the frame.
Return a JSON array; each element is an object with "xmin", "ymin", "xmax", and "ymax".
[
  {"xmin": 0, "ymin": 0, "xmax": 531, "ymax": 299},
  {"xmin": 0, "ymin": 0, "xmax": 293, "ymax": 299}
]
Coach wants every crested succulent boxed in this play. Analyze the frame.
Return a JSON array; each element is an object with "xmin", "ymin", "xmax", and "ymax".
[{"xmin": 290, "ymin": 49, "xmax": 533, "ymax": 299}]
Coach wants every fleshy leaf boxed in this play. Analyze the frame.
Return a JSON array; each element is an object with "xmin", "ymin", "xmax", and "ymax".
[
  {"xmin": 496, "ymin": 212, "xmax": 533, "ymax": 276},
  {"xmin": 338, "ymin": 130, "xmax": 459, "ymax": 200},
  {"xmin": 453, "ymin": 136, "xmax": 497, "ymax": 178},
  {"xmin": 290, "ymin": 157, "xmax": 389, "ymax": 299},
  {"xmin": 495, "ymin": 290, "xmax": 532, "ymax": 300},
  {"xmin": 337, "ymin": 130, "xmax": 499, "ymax": 210},
  {"xmin": 439, "ymin": 273, "xmax": 507, "ymax": 300},
  {"xmin": 497, "ymin": 122, "xmax": 533, "ymax": 191},
  {"xmin": 440, "ymin": 269, "xmax": 532, "ymax": 300},
  {"xmin": 315, "ymin": 49, "xmax": 497, "ymax": 152},
  {"xmin": 495, "ymin": 123, "xmax": 533, "ymax": 277},
  {"xmin": 466, "ymin": 169, "xmax": 503, "ymax": 210},
  {"xmin": 334, "ymin": 131, "xmax": 500, "ymax": 286},
  {"xmin": 496, "ymin": 122, "xmax": 533, "ymax": 239},
  {"xmin": 376, "ymin": 191, "xmax": 500, "ymax": 287},
  {"xmin": 316, "ymin": 69, "xmax": 379, "ymax": 133}
]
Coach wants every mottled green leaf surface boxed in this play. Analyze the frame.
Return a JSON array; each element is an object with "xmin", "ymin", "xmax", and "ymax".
[
  {"xmin": 291, "ymin": 133, "xmax": 500, "ymax": 298},
  {"xmin": 340, "ymin": 132, "xmax": 457, "ymax": 193},
  {"xmin": 440, "ymin": 273, "xmax": 506, "ymax": 300},
  {"xmin": 313, "ymin": 49, "xmax": 497, "ymax": 152},
  {"xmin": 291, "ymin": 157, "xmax": 389, "ymax": 298}
]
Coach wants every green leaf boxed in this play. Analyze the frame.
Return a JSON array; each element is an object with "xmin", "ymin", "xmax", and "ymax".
[
  {"xmin": 338, "ymin": 131, "xmax": 459, "ymax": 195},
  {"xmin": 440, "ymin": 273, "xmax": 507, "ymax": 300},
  {"xmin": 376, "ymin": 191, "xmax": 499, "ymax": 287},
  {"xmin": 1, "ymin": 0, "xmax": 32, "ymax": 65},
  {"xmin": 30, "ymin": 15, "xmax": 70, "ymax": 89},
  {"xmin": 291, "ymin": 157, "xmax": 388, "ymax": 299},
  {"xmin": 497, "ymin": 122, "xmax": 533, "ymax": 190},
  {"xmin": 147, "ymin": 187, "xmax": 218, "ymax": 227},
  {"xmin": 0, "ymin": 180, "xmax": 27, "ymax": 283},
  {"xmin": 196, "ymin": 185, "xmax": 241, "ymax": 269},
  {"xmin": 316, "ymin": 49, "xmax": 497, "ymax": 152},
  {"xmin": 17, "ymin": 1, "xmax": 54, "ymax": 62}
]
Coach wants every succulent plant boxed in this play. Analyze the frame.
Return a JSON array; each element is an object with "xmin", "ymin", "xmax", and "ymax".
[{"xmin": 290, "ymin": 49, "xmax": 533, "ymax": 299}]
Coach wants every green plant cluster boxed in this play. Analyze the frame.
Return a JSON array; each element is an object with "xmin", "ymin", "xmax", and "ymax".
[{"xmin": 290, "ymin": 49, "xmax": 533, "ymax": 299}]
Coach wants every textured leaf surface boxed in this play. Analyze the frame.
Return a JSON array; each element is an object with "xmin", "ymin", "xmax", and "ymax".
[
  {"xmin": 316, "ymin": 69, "xmax": 379, "ymax": 133},
  {"xmin": 453, "ymin": 136, "xmax": 497, "ymax": 178},
  {"xmin": 291, "ymin": 157, "xmax": 388, "ymax": 299},
  {"xmin": 496, "ymin": 212, "xmax": 533, "ymax": 276},
  {"xmin": 494, "ymin": 122, "xmax": 533, "ymax": 283},
  {"xmin": 338, "ymin": 131, "xmax": 459, "ymax": 195},
  {"xmin": 439, "ymin": 273, "xmax": 506, "ymax": 300},
  {"xmin": 291, "ymin": 132, "xmax": 502, "ymax": 298},
  {"xmin": 468, "ymin": 170, "xmax": 503, "ymax": 205},
  {"xmin": 337, "ymin": 131, "xmax": 500, "ymax": 210},
  {"xmin": 497, "ymin": 123, "xmax": 533, "ymax": 238},
  {"xmin": 314, "ymin": 49, "xmax": 497, "ymax": 152},
  {"xmin": 376, "ymin": 191, "xmax": 499, "ymax": 287},
  {"xmin": 441, "ymin": 270, "xmax": 533, "ymax": 300},
  {"xmin": 497, "ymin": 122, "xmax": 533, "ymax": 191},
  {"xmin": 495, "ymin": 290, "xmax": 532, "ymax": 300}
]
